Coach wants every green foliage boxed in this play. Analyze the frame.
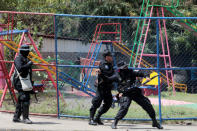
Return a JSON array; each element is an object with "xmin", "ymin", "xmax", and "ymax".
[
  {"xmin": 0, "ymin": 0, "xmax": 196, "ymax": 65},
  {"xmin": 0, "ymin": 0, "xmax": 18, "ymax": 11}
]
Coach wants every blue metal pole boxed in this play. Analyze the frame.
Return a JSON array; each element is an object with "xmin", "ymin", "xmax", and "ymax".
[
  {"xmin": 56, "ymin": 65, "xmax": 197, "ymax": 70},
  {"xmin": 81, "ymin": 44, "xmax": 98, "ymax": 87},
  {"xmin": 59, "ymin": 71, "xmax": 96, "ymax": 93},
  {"xmin": 59, "ymin": 114, "xmax": 197, "ymax": 121},
  {"xmin": 55, "ymin": 15, "xmax": 60, "ymax": 119},
  {"xmin": 85, "ymin": 42, "xmax": 102, "ymax": 87},
  {"xmin": 59, "ymin": 76, "xmax": 95, "ymax": 97},
  {"xmin": 156, "ymin": 19, "xmax": 162, "ymax": 124},
  {"xmin": 55, "ymin": 14, "xmax": 197, "ymax": 20}
]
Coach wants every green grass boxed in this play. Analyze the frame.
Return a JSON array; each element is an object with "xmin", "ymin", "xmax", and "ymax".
[
  {"xmin": 1, "ymin": 91, "xmax": 197, "ymax": 122},
  {"xmin": 159, "ymin": 92, "xmax": 197, "ymax": 103}
]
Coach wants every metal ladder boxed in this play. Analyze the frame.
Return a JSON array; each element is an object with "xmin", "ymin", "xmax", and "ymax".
[{"xmin": 130, "ymin": 0, "xmax": 153, "ymax": 67}]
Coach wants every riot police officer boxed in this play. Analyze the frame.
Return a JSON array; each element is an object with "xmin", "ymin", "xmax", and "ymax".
[
  {"xmin": 89, "ymin": 50, "xmax": 119, "ymax": 125},
  {"xmin": 111, "ymin": 61, "xmax": 163, "ymax": 129},
  {"xmin": 13, "ymin": 44, "xmax": 34, "ymax": 124}
]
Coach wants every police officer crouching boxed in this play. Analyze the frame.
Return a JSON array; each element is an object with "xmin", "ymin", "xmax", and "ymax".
[
  {"xmin": 13, "ymin": 44, "xmax": 34, "ymax": 124},
  {"xmin": 111, "ymin": 61, "xmax": 163, "ymax": 129},
  {"xmin": 89, "ymin": 50, "xmax": 119, "ymax": 125}
]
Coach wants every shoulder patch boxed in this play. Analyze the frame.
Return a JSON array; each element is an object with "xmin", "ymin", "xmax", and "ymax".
[{"xmin": 105, "ymin": 65, "xmax": 109, "ymax": 69}]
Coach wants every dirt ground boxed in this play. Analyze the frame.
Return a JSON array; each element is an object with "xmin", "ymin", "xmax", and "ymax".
[{"xmin": 0, "ymin": 112, "xmax": 197, "ymax": 131}]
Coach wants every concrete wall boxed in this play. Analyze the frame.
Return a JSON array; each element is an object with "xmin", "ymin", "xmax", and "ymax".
[{"xmin": 41, "ymin": 38, "xmax": 108, "ymax": 53}]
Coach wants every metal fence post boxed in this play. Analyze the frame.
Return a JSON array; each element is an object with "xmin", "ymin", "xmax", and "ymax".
[
  {"xmin": 156, "ymin": 19, "xmax": 162, "ymax": 124},
  {"xmin": 55, "ymin": 15, "xmax": 60, "ymax": 119}
]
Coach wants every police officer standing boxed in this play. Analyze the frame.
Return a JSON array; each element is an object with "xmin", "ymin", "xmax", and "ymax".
[
  {"xmin": 13, "ymin": 44, "xmax": 34, "ymax": 124},
  {"xmin": 89, "ymin": 50, "xmax": 118, "ymax": 125},
  {"xmin": 111, "ymin": 61, "xmax": 163, "ymax": 129}
]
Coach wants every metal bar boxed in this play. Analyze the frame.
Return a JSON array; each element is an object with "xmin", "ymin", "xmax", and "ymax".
[
  {"xmin": 156, "ymin": 19, "xmax": 162, "ymax": 124},
  {"xmin": 85, "ymin": 42, "xmax": 102, "ymax": 87},
  {"xmin": 59, "ymin": 114, "xmax": 197, "ymax": 120},
  {"xmin": 55, "ymin": 15, "xmax": 60, "ymax": 119},
  {"xmin": 0, "ymin": 32, "xmax": 25, "ymax": 107},
  {"xmin": 81, "ymin": 44, "xmax": 98, "ymax": 86},
  {"xmin": 142, "ymin": 54, "xmax": 169, "ymax": 57},
  {"xmin": 0, "ymin": 30, "xmax": 28, "ymax": 36},
  {"xmin": 157, "ymin": 7, "xmax": 170, "ymax": 87},
  {"xmin": 57, "ymin": 65, "xmax": 197, "ymax": 70},
  {"xmin": 134, "ymin": 2, "xmax": 151, "ymax": 67},
  {"xmin": 97, "ymin": 32, "xmax": 120, "ymax": 34},
  {"xmin": 59, "ymin": 76, "xmax": 94, "ymax": 97},
  {"xmin": 7, "ymin": 13, "xmax": 10, "ymax": 41},
  {"xmin": 58, "ymin": 65, "xmax": 99, "ymax": 68},
  {"xmin": 97, "ymin": 23, "xmax": 121, "ymax": 25},
  {"xmin": 81, "ymin": 24, "xmax": 99, "ymax": 78},
  {"xmin": 119, "ymin": 24, "xmax": 122, "ymax": 43},
  {"xmin": 0, "ymin": 51, "xmax": 16, "ymax": 106},
  {"xmin": 162, "ymin": 7, "xmax": 175, "ymax": 94},
  {"xmin": 59, "ymin": 71, "xmax": 96, "ymax": 93},
  {"xmin": 138, "ymin": 6, "xmax": 154, "ymax": 68},
  {"xmin": 54, "ymin": 15, "xmax": 197, "ymax": 20},
  {"xmin": 0, "ymin": 11, "xmax": 54, "ymax": 15},
  {"xmin": 129, "ymin": 0, "xmax": 147, "ymax": 67},
  {"xmin": 28, "ymin": 32, "xmax": 59, "ymax": 96}
]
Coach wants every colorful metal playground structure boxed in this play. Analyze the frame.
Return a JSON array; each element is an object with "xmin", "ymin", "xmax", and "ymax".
[{"xmin": 0, "ymin": 0, "xmax": 197, "ymax": 120}]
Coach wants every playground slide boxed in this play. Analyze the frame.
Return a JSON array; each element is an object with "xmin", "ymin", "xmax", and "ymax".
[
  {"xmin": 0, "ymin": 40, "xmax": 56, "ymax": 75},
  {"xmin": 113, "ymin": 42, "xmax": 187, "ymax": 92},
  {"xmin": 166, "ymin": 7, "xmax": 197, "ymax": 36},
  {"xmin": 0, "ymin": 40, "xmax": 95, "ymax": 97}
]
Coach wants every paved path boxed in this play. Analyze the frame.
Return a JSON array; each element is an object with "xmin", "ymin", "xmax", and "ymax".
[
  {"xmin": 0, "ymin": 112, "xmax": 197, "ymax": 131},
  {"xmin": 149, "ymin": 98, "xmax": 194, "ymax": 106}
]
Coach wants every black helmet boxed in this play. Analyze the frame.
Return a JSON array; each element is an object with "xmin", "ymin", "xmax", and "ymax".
[
  {"xmin": 19, "ymin": 44, "xmax": 30, "ymax": 51},
  {"xmin": 103, "ymin": 50, "xmax": 112, "ymax": 58}
]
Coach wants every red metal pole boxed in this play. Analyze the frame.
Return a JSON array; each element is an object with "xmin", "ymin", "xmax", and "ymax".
[
  {"xmin": 0, "ymin": 11, "xmax": 54, "ymax": 16},
  {"xmin": 157, "ymin": 7, "xmax": 170, "ymax": 87},
  {"xmin": 161, "ymin": 7, "xmax": 175, "ymax": 94},
  {"xmin": 27, "ymin": 32, "xmax": 64, "ymax": 99},
  {"xmin": 0, "ymin": 32, "xmax": 25, "ymax": 107}
]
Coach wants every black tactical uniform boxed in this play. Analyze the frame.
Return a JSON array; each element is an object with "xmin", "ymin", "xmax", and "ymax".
[
  {"xmin": 111, "ymin": 62, "xmax": 163, "ymax": 129},
  {"xmin": 89, "ymin": 51, "xmax": 118, "ymax": 125},
  {"xmin": 13, "ymin": 44, "xmax": 33, "ymax": 124}
]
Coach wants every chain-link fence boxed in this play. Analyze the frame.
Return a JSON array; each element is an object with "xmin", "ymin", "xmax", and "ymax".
[
  {"xmin": 0, "ymin": 11, "xmax": 197, "ymax": 122},
  {"xmin": 0, "ymin": 12, "xmax": 58, "ymax": 115},
  {"xmin": 55, "ymin": 14, "xmax": 197, "ymax": 121}
]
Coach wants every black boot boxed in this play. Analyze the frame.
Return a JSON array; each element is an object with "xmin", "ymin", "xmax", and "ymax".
[
  {"xmin": 89, "ymin": 119, "xmax": 97, "ymax": 125},
  {"xmin": 89, "ymin": 107, "xmax": 97, "ymax": 125},
  {"xmin": 94, "ymin": 115, "xmax": 104, "ymax": 125},
  {"xmin": 13, "ymin": 118, "xmax": 22, "ymax": 123},
  {"xmin": 13, "ymin": 102, "xmax": 22, "ymax": 123},
  {"xmin": 111, "ymin": 119, "xmax": 119, "ymax": 129},
  {"xmin": 152, "ymin": 119, "xmax": 163, "ymax": 129}
]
